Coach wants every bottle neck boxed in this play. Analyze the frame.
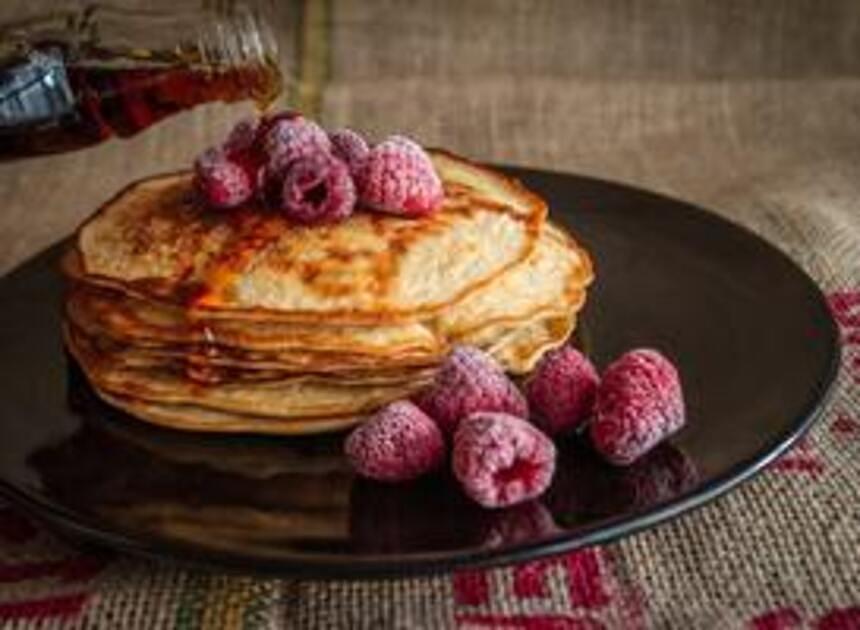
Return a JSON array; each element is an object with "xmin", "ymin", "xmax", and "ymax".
[
  {"xmin": 1, "ymin": 3, "xmax": 279, "ymax": 72},
  {"xmin": 194, "ymin": 3, "xmax": 282, "ymax": 110},
  {"xmin": 197, "ymin": 4, "xmax": 279, "ymax": 69}
]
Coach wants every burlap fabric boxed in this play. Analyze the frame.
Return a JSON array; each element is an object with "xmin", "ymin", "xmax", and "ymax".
[{"xmin": 0, "ymin": 1, "xmax": 858, "ymax": 627}]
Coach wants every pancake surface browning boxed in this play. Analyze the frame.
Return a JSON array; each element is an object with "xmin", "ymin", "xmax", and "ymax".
[
  {"xmin": 64, "ymin": 151, "xmax": 595, "ymax": 434},
  {"xmin": 76, "ymin": 152, "xmax": 546, "ymax": 323}
]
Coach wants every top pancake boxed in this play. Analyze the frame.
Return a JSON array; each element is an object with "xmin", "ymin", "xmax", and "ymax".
[{"xmin": 75, "ymin": 151, "xmax": 546, "ymax": 325}]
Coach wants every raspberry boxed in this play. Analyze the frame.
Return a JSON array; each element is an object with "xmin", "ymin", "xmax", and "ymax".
[
  {"xmin": 218, "ymin": 119, "xmax": 269, "ymax": 195},
  {"xmin": 415, "ymin": 345, "xmax": 528, "ymax": 437},
  {"xmin": 452, "ymin": 412, "xmax": 556, "ymax": 508},
  {"xmin": 193, "ymin": 147, "xmax": 254, "ymax": 209},
  {"xmin": 329, "ymin": 128, "xmax": 370, "ymax": 175},
  {"xmin": 253, "ymin": 110, "xmax": 300, "ymax": 147},
  {"xmin": 356, "ymin": 135, "xmax": 444, "ymax": 217},
  {"xmin": 262, "ymin": 116, "xmax": 331, "ymax": 172},
  {"xmin": 280, "ymin": 153, "xmax": 356, "ymax": 224},
  {"xmin": 525, "ymin": 345, "xmax": 600, "ymax": 436},
  {"xmin": 223, "ymin": 117, "xmax": 259, "ymax": 156},
  {"xmin": 345, "ymin": 400, "xmax": 445, "ymax": 482},
  {"xmin": 590, "ymin": 349, "xmax": 686, "ymax": 466}
]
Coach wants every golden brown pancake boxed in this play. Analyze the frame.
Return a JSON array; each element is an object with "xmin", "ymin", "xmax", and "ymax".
[
  {"xmin": 64, "ymin": 225, "xmax": 590, "ymax": 368},
  {"xmin": 74, "ymin": 152, "xmax": 547, "ymax": 325},
  {"xmin": 63, "ymin": 150, "xmax": 595, "ymax": 434}
]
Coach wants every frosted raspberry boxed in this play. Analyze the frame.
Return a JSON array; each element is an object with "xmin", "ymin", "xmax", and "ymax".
[
  {"xmin": 415, "ymin": 345, "xmax": 528, "ymax": 437},
  {"xmin": 590, "ymin": 349, "xmax": 686, "ymax": 466},
  {"xmin": 525, "ymin": 345, "xmax": 600, "ymax": 436},
  {"xmin": 253, "ymin": 110, "xmax": 300, "ymax": 147},
  {"xmin": 193, "ymin": 147, "xmax": 254, "ymax": 209},
  {"xmin": 452, "ymin": 412, "xmax": 556, "ymax": 508},
  {"xmin": 345, "ymin": 400, "xmax": 445, "ymax": 482},
  {"xmin": 217, "ymin": 119, "xmax": 268, "ymax": 195},
  {"xmin": 280, "ymin": 153, "xmax": 356, "ymax": 224},
  {"xmin": 356, "ymin": 135, "xmax": 444, "ymax": 217},
  {"xmin": 263, "ymin": 116, "xmax": 331, "ymax": 172},
  {"xmin": 223, "ymin": 117, "xmax": 259, "ymax": 156},
  {"xmin": 329, "ymin": 128, "xmax": 370, "ymax": 175}
]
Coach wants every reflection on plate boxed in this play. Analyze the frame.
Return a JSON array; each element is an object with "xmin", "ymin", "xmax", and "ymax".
[{"xmin": 29, "ymin": 363, "xmax": 697, "ymax": 556}]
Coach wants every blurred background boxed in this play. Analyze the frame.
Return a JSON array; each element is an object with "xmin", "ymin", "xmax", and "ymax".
[{"xmin": 1, "ymin": 0, "xmax": 859, "ymax": 278}]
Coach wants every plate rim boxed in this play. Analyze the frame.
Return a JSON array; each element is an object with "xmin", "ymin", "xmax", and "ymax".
[{"xmin": 0, "ymin": 165, "xmax": 842, "ymax": 580}]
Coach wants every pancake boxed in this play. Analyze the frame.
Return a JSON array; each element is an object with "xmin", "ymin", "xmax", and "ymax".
[
  {"xmin": 63, "ymin": 147, "xmax": 595, "ymax": 434},
  {"xmin": 70, "ymin": 321, "xmax": 437, "ymax": 385},
  {"xmin": 87, "ymin": 318, "xmax": 575, "ymax": 435},
  {"xmin": 99, "ymin": 391, "xmax": 366, "ymax": 435},
  {"xmin": 433, "ymin": 224, "xmax": 591, "ymax": 341},
  {"xmin": 490, "ymin": 312, "xmax": 577, "ymax": 373},
  {"xmin": 64, "ymin": 224, "xmax": 590, "ymax": 367},
  {"xmin": 66, "ymin": 306, "xmax": 572, "ymax": 422},
  {"xmin": 74, "ymin": 151, "xmax": 546, "ymax": 324},
  {"xmin": 66, "ymin": 324, "xmax": 429, "ymax": 419},
  {"xmin": 67, "ymin": 316, "xmax": 440, "ymax": 375},
  {"xmin": 65, "ymin": 281, "xmax": 443, "ymax": 357},
  {"xmin": 67, "ymin": 288, "xmax": 576, "ymax": 379}
]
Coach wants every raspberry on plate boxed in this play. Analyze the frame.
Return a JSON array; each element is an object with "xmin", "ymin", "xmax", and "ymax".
[
  {"xmin": 263, "ymin": 116, "xmax": 332, "ymax": 173},
  {"xmin": 329, "ymin": 128, "xmax": 370, "ymax": 175},
  {"xmin": 525, "ymin": 345, "xmax": 600, "ymax": 436},
  {"xmin": 356, "ymin": 135, "xmax": 444, "ymax": 217},
  {"xmin": 193, "ymin": 147, "xmax": 254, "ymax": 209},
  {"xmin": 415, "ymin": 345, "xmax": 528, "ymax": 437},
  {"xmin": 590, "ymin": 348, "xmax": 686, "ymax": 466},
  {"xmin": 453, "ymin": 412, "xmax": 556, "ymax": 508},
  {"xmin": 345, "ymin": 400, "xmax": 445, "ymax": 483},
  {"xmin": 280, "ymin": 153, "xmax": 356, "ymax": 224}
]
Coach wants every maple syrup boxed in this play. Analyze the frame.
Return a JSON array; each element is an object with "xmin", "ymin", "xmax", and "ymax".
[
  {"xmin": 0, "ymin": 5, "xmax": 282, "ymax": 159},
  {"xmin": 0, "ymin": 48, "xmax": 281, "ymax": 159}
]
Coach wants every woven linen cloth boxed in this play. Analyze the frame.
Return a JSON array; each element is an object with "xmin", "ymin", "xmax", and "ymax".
[{"xmin": 0, "ymin": 1, "xmax": 858, "ymax": 627}]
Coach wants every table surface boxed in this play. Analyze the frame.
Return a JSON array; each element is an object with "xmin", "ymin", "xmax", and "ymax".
[{"xmin": 0, "ymin": 1, "xmax": 858, "ymax": 628}]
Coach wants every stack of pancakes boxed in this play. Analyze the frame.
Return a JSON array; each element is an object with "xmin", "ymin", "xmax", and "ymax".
[{"xmin": 62, "ymin": 151, "xmax": 594, "ymax": 434}]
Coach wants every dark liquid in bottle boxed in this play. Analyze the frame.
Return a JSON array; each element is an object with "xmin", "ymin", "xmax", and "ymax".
[{"xmin": 0, "ymin": 45, "xmax": 281, "ymax": 159}]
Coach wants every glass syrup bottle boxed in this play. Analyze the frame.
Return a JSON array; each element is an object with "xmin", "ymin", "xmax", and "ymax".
[{"xmin": 0, "ymin": 2, "xmax": 282, "ymax": 160}]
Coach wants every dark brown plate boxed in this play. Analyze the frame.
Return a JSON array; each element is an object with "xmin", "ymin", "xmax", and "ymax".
[{"xmin": 0, "ymin": 166, "xmax": 839, "ymax": 579}]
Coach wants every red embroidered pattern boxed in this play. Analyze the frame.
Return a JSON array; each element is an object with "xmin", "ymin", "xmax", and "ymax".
[
  {"xmin": 0, "ymin": 501, "xmax": 107, "ymax": 625},
  {"xmin": 751, "ymin": 607, "xmax": 803, "ymax": 630},
  {"xmin": 831, "ymin": 412, "xmax": 859, "ymax": 437},
  {"xmin": 751, "ymin": 606, "xmax": 860, "ymax": 630},
  {"xmin": 769, "ymin": 437, "xmax": 825, "ymax": 476},
  {"xmin": 0, "ymin": 593, "xmax": 89, "ymax": 621},
  {"xmin": 454, "ymin": 548, "xmax": 644, "ymax": 629},
  {"xmin": 830, "ymin": 291, "xmax": 860, "ymax": 384}
]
